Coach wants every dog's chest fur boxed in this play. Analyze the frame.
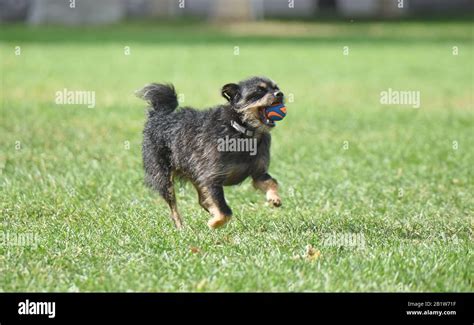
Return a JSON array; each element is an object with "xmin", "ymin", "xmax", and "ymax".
[
  {"xmin": 220, "ymin": 148, "xmax": 267, "ymax": 185},
  {"xmin": 216, "ymin": 124, "xmax": 271, "ymax": 186}
]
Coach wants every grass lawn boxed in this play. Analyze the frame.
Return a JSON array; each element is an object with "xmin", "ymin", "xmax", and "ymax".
[{"xmin": 0, "ymin": 20, "xmax": 472, "ymax": 291}]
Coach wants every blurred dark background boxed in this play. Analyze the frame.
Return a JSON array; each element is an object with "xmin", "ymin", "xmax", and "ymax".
[{"xmin": 1, "ymin": 0, "xmax": 473, "ymax": 24}]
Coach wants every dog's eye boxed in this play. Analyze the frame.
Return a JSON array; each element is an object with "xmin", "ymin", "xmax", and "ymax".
[{"xmin": 258, "ymin": 86, "xmax": 267, "ymax": 93}]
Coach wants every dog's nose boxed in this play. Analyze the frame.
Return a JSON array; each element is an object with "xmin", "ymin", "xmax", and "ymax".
[{"xmin": 275, "ymin": 91, "xmax": 284, "ymax": 98}]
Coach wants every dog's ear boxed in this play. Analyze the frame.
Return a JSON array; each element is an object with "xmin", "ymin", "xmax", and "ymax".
[{"xmin": 221, "ymin": 83, "xmax": 240, "ymax": 102}]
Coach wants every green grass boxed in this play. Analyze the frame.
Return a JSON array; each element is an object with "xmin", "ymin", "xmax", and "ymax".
[{"xmin": 0, "ymin": 20, "xmax": 473, "ymax": 292}]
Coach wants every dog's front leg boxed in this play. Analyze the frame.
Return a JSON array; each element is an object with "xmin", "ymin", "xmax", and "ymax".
[
  {"xmin": 196, "ymin": 185, "xmax": 233, "ymax": 229},
  {"xmin": 252, "ymin": 173, "xmax": 282, "ymax": 207}
]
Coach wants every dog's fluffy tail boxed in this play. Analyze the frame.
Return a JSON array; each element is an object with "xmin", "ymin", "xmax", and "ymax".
[{"xmin": 136, "ymin": 83, "xmax": 178, "ymax": 115}]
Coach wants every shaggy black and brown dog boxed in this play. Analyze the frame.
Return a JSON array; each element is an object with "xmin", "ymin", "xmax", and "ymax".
[{"xmin": 137, "ymin": 76, "xmax": 284, "ymax": 229}]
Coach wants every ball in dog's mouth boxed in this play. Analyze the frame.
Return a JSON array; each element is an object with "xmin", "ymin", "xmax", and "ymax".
[
  {"xmin": 259, "ymin": 107, "xmax": 276, "ymax": 127},
  {"xmin": 259, "ymin": 101, "xmax": 286, "ymax": 127}
]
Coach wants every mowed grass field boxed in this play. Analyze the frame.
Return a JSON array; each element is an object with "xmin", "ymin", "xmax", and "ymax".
[{"xmin": 0, "ymin": 20, "xmax": 472, "ymax": 291}]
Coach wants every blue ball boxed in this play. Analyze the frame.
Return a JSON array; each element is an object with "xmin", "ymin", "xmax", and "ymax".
[{"xmin": 265, "ymin": 103, "xmax": 287, "ymax": 122}]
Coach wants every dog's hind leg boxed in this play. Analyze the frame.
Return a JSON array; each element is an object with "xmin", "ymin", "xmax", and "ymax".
[
  {"xmin": 194, "ymin": 185, "xmax": 232, "ymax": 229},
  {"xmin": 148, "ymin": 165, "xmax": 183, "ymax": 229},
  {"xmin": 143, "ymin": 140, "xmax": 184, "ymax": 229},
  {"xmin": 155, "ymin": 173, "xmax": 183, "ymax": 229},
  {"xmin": 163, "ymin": 175, "xmax": 183, "ymax": 229},
  {"xmin": 192, "ymin": 183, "xmax": 209, "ymax": 213}
]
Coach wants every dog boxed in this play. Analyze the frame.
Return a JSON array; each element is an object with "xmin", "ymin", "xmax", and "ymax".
[{"xmin": 137, "ymin": 76, "xmax": 283, "ymax": 229}]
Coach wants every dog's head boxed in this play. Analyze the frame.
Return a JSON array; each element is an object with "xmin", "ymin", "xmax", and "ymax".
[{"xmin": 221, "ymin": 76, "xmax": 284, "ymax": 131}]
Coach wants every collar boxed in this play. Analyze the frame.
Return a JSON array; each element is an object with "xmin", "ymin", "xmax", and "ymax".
[{"xmin": 231, "ymin": 120, "xmax": 255, "ymax": 137}]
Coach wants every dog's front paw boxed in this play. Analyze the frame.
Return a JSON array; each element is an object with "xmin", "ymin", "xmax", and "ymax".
[
  {"xmin": 266, "ymin": 191, "xmax": 282, "ymax": 207},
  {"xmin": 268, "ymin": 197, "xmax": 282, "ymax": 207}
]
